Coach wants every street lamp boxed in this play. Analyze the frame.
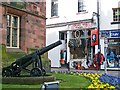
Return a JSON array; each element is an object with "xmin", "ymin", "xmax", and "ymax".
[
  {"xmin": 97, "ymin": 0, "xmax": 101, "ymax": 71},
  {"xmin": 92, "ymin": 0, "xmax": 101, "ymax": 70},
  {"xmin": 97, "ymin": 0, "xmax": 100, "ymax": 52}
]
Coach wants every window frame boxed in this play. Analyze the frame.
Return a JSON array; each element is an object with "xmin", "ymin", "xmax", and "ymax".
[
  {"xmin": 7, "ymin": 14, "xmax": 20, "ymax": 48},
  {"xmin": 78, "ymin": 0, "xmax": 86, "ymax": 13},
  {"xmin": 111, "ymin": 8, "xmax": 120, "ymax": 24}
]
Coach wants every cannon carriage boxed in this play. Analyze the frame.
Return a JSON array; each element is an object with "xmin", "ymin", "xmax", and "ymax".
[{"xmin": 2, "ymin": 40, "xmax": 62, "ymax": 77}]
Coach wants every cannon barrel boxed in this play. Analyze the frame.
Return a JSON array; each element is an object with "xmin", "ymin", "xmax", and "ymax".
[
  {"xmin": 12, "ymin": 40, "xmax": 62, "ymax": 66},
  {"xmin": 35, "ymin": 40, "xmax": 62, "ymax": 55}
]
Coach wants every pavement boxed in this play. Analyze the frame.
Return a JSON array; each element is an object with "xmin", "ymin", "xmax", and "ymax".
[{"xmin": 51, "ymin": 67, "xmax": 120, "ymax": 77}]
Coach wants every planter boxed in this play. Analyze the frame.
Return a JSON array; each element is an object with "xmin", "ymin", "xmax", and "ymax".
[{"xmin": 2, "ymin": 75, "xmax": 55, "ymax": 85}]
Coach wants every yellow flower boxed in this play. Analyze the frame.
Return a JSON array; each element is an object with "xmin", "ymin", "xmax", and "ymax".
[
  {"xmin": 99, "ymin": 85, "xmax": 104, "ymax": 88},
  {"xmin": 88, "ymin": 84, "xmax": 94, "ymax": 88},
  {"xmin": 109, "ymin": 85, "xmax": 115, "ymax": 88},
  {"xmin": 96, "ymin": 88, "xmax": 101, "ymax": 90},
  {"xmin": 103, "ymin": 88, "xmax": 108, "ymax": 90}
]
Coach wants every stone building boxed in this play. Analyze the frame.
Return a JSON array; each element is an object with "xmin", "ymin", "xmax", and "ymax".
[{"xmin": 0, "ymin": 1, "xmax": 46, "ymax": 52}]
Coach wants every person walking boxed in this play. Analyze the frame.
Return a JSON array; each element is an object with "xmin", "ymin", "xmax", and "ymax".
[{"xmin": 93, "ymin": 52, "xmax": 105, "ymax": 70}]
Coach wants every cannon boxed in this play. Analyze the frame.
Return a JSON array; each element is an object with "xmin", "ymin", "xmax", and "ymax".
[{"xmin": 2, "ymin": 40, "xmax": 62, "ymax": 77}]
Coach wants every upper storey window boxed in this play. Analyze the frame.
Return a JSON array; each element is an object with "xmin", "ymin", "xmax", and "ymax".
[
  {"xmin": 113, "ymin": 8, "xmax": 120, "ymax": 22},
  {"xmin": 78, "ymin": 0, "xmax": 86, "ymax": 12},
  {"xmin": 51, "ymin": 0, "xmax": 58, "ymax": 17}
]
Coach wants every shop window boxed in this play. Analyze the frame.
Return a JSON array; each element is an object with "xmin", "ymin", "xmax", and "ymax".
[
  {"xmin": 7, "ymin": 14, "xmax": 20, "ymax": 48},
  {"xmin": 69, "ymin": 30, "xmax": 92, "ymax": 59},
  {"xmin": 78, "ymin": 0, "xmax": 86, "ymax": 12},
  {"xmin": 107, "ymin": 48, "xmax": 119, "ymax": 67},
  {"xmin": 51, "ymin": 0, "xmax": 58, "ymax": 17},
  {"xmin": 112, "ymin": 8, "xmax": 120, "ymax": 24}
]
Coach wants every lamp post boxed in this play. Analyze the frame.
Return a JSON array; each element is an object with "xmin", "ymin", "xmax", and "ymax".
[
  {"xmin": 97, "ymin": 0, "xmax": 101, "ymax": 71},
  {"xmin": 92, "ymin": 0, "xmax": 101, "ymax": 71}
]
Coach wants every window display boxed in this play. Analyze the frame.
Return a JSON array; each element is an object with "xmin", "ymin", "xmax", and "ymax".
[{"xmin": 107, "ymin": 48, "xmax": 119, "ymax": 67}]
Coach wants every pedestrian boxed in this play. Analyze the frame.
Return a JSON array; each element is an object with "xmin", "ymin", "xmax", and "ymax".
[{"xmin": 93, "ymin": 52, "xmax": 104, "ymax": 70}]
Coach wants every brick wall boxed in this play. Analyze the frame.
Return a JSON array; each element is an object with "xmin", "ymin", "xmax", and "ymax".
[{"xmin": 0, "ymin": 2, "xmax": 46, "ymax": 53}]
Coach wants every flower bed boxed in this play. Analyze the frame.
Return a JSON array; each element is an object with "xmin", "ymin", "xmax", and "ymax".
[
  {"xmin": 99, "ymin": 74, "xmax": 120, "ymax": 89},
  {"xmin": 52, "ymin": 71, "xmax": 117, "ymax": 89},
  {"xmin": 78, "ymin": 72, "xmax": 116, "ymax": 89}
]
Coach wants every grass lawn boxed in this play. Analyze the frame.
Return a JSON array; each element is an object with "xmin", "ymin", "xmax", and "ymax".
[
  {"xmin": 1, "ymin": 44, "xmax": 91, "ymax": 89},
  {"xmin": 2, "ymin": 73, "xmax": 91, "ymax": 89},
  {"xmin": 52, "ymin": 73, "xmax": 91, "ymax": 88}
]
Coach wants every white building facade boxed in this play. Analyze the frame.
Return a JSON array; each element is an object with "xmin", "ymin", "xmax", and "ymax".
[
  {"xmin": 100, "ymin": 0, "xmax": 120, "ymax": 69},
  {"xmin": 46, "ymin": 0, "xmax": 120, "ymax": 69}
]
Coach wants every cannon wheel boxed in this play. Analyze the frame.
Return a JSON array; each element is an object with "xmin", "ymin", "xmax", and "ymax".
[
  {"xmin": 30, "ymin": 68, "xmax": 42, "ymax": 76},
  {"xmin": 42, "ymin": 69, "xmax": 46, "ymax": 76},
  {"xmin": 12, "ymin": 68, "xmax": 21, "ymax": 77},
  {"xmin": 2, "ymin": 68, "xmax": 13, "ymax": 77}
]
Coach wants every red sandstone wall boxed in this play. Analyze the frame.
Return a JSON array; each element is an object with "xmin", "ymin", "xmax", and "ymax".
[
  {"xmin": 0, "ymin": 2, "xmax": 46, "ymax": 52},
  {"xmin": 0, "ymin": 5, "xmax": 7, "ymax": 45}
]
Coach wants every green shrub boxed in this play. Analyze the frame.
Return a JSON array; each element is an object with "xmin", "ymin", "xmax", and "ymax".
[
  {"xmin": 0, "ymin": 44, "xmax": 8, "ymax": 59},
  {"xmin": 1, "ymin": 44, "xmax": 26, "ymax": 67}
]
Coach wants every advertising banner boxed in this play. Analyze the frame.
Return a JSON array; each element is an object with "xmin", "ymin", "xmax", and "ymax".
[{"xmin": 91, "ymin": 29, "xmax": 98, "ymax": 46}]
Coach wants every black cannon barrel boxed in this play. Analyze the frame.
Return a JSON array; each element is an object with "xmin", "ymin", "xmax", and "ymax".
[
  {"xmin": 12, "ymin": 40, "xmax": 62, "ymax": 66},
  {"xmin": 35, "ymin": 40, "xmax": 62, "ymax": 55}
]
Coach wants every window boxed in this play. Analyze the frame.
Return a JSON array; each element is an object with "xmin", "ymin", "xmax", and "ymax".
[
  {"xmin": 7, "ymin": 14, "xmax": 20, "ymax": 48},
  {"xmin": 113, "ymin": 8, "xmax": 120, "ymax": 22},
  {"xmin": 51, "ymin": 0, "xmax": 58, "ymax": 17},
  {"xmin": 78, "ymin": 0, "xmax": 86, "ymax": 12}
]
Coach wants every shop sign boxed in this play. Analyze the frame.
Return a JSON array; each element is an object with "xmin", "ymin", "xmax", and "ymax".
[
  {"xmin": 69, "ymin": 22, "xmax": 93, "ymax": 30},
  {"xmin": 111, "ymin": 31, "xmax": 120, "ymax": 38},
  {"xmin": 101, "ymin": 30, "xmax": 120, "ymax": 38},
  {"xmin": 101, "ymin": 31, "xmax": 110, "ymax": 38}
]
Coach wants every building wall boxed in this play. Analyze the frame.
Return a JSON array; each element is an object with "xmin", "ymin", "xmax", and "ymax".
[
  {"xmin": 97, "ymin": 0, "xmax": 120, "ymax": 69},
  {"xmin": 0, "ymin": 2, "xmax": 46, "ymax": 52},
  {"xmin": 46, "ymin": 0, "xmax": 97, "ymax": 25},
  {"xmin": 100, "ymin": 0, "xmax": 120, "ymax": 30},
  {"xmin": 46, "ymin": 26, "xmax": 67, "ymax": 67},
  {"xmin": 0, "ymin": 5, "xmax": 7, "ymax": 45}
]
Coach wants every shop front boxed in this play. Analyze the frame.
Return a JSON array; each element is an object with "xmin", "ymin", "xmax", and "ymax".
[
  {"xmin": 59, "ymin": 20, "xmax": 96, "ymax": 69},
  {"xmin": 101, "ymin": 30, "xmax": 120, "ymax": 68}
]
